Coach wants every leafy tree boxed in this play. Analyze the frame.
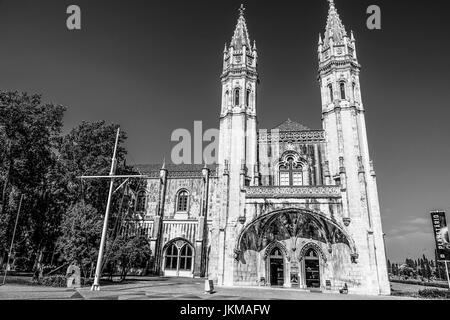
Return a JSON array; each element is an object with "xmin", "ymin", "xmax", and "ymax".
[
  {"xmin": 106, "ymin": 234, "xmax": 151, "ymax": 281},
  {"xmin": 0, "ymin": 91, "xmax": 65, "ymax": 269},
  {"xmin": 55, "ymin": 202, "xmax": 103, "ymax": 278}
]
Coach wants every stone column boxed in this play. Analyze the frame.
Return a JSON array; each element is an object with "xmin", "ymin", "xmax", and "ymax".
[{"xmin": 314, "ymin": 144, "xmax": 322, "ymax": 185}]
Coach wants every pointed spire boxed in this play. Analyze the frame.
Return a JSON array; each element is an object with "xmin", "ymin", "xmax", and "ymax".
[
  {"xmin": 230, "ymin": 4, "xmax": 251, "ymax": 50},
  {"xmin": 350, "ymin": 30, "xmax": 355, "ymax": 42},
  {"xmin": 318, "ymin": 34, "xmax": 323, "ymax": 45},
  {"xmin": 324, "ymin": 0, "xmax": 347, "ymax": 46},
  {"xmin": 161, "ymin": 157, "xmax": 166, "ymax": 170},
  {"xmin": 224, "ymin": 42, "xmax": 228, "ymax": 53},
  {"xmin": 252, "ymin": 40, "xmax": 257, "ymax": 51}
]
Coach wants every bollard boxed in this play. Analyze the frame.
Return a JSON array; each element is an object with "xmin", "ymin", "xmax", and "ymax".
[{"xmin": 204, "ymin": 279, "xmax": 215, "ymax": 294}]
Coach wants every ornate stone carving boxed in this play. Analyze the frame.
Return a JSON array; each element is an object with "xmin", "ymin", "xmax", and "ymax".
[
  {"xmin": 298, "ymin": 242, "xmax": 327, "ymax": 263},
  {"xmin": 245, "ymin": 185, "xmax": 341, "ymax": 199},
  {"xmin": 343, "ymin": 217, "xmax": 351, "ymax": 226},
  {"xmin": 258, "ymin": 130, "xmax": 325, "ymax": 144}
]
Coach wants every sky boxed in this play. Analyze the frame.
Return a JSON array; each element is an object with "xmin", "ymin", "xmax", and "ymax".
[{"xmin": 0, "ymin": 0, "xmax": 449, "ymax": 263}]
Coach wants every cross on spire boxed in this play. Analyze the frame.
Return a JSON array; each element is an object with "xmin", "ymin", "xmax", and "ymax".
[{"xmin": 239, "ymin": 4, "xmax": 245, "ymax": 16}]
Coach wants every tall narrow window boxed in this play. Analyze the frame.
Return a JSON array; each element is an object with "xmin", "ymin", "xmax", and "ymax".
[
  {"xmin": 224, "ymin": 90, "xmax": 229, "ymax": 108},
  {"xmin": 136, "ymin": 190, "xmax": 146, "ymax": 212},
  {"xmin": 246, "ymin": 89, "xmax": 251, "ymax": 107},
  {"xmin": 234, "ymin": 88, "xmax": 240, "ymax": 106},
  {"xmin": 179, "ymin": 244, "xmax": 193, "ymax": 270},
  {"xmin": 165, "ymin": 243, "xmax": 178, "ymax": 270},
  {"xmin": 328, "ymin": 84, "xmax": 333, "ymax": 102},
  {"xmin": 177, "ymin": 190, "xmax": 189, "ymax": 212},
  {"xmin": 352, "ymin": 83, "xmax": 356, "ymax": 100},
  {"xmin": 340, "ymin": 82, "xmax": 346, "ymax": 99}
]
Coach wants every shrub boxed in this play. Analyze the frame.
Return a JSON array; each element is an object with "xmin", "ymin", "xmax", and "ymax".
[
  {"xmin": 41, "ymin": 275, "xmax": 67, "ymax": 287},
  {"xmin": 418, "ymin": 289, "xmax": 450, "ymax": 299}
]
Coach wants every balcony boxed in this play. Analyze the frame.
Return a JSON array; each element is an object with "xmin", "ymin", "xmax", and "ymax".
[{"xmin": 244, "ymin": 185, "xmax": 341, "ymax": 199}]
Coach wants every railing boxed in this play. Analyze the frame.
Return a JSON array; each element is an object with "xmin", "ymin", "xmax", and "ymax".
[{"xmin": 244, "ymin": 185, "xmax": 341, "ymax": 199}]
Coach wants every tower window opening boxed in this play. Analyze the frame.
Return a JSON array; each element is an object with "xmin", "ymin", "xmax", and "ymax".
[
  {"xmin": 246, "ymin": 89, "xmax": 251, "ymax": 107},
  {"xmin": 352, "ymin": 83, "xmax": 356, "ymax": 100},
  {"xmin": 234, "ymin": 88, "xmax": 240, "ymax": 106},
  {"xmin": 340, "ymin": 82, "xmax": 346, "ymax": 99},
  {"xmin": 225, "ymin": 90, "xmax": 229, "ymax": 107},
  {"xmin": 328, "ymin": 84, "xmax": 333, "ymax": 102}
]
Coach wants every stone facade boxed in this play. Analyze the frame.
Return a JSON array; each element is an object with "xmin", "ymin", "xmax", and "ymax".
[{"xmin": 132, "ymin": 1, "xmax": 390, "ymax": 295}]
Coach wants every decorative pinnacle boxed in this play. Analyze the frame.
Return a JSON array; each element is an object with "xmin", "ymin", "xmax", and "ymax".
[{"xmin": 239, "ymin": 4, "xmax": 246, "ymax": 16}]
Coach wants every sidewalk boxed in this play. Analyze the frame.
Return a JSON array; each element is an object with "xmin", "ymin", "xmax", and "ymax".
[{"xmin": 0, "ymin": 277, "xmax": 414, "ymax": 300}]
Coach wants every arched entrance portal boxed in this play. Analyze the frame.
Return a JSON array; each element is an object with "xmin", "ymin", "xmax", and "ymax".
[
  {"xmin": 269, "ymin": 248, "xmax": 284, "ymax": 286},
  {"xmin": 304, "ymin": 248, "xmax": 320, "ymax": 288},
  {"xmin": 163, "ymin": 239, "xmax": 194, "ymax": 277}
]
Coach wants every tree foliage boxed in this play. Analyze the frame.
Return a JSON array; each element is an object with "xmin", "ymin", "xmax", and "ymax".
[{"xmin": 55, "ymin": 202, "xmax": 103, "ymax": 278}]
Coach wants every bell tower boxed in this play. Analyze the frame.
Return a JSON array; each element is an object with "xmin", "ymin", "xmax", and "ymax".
[
  {"xmin": 318, "ymin": 0, "xmax": 390, "ymax": 295},
  {"xmin": 215, "ymin": 4, "xmax": 259, "ymax": 286},
  {"xmin": 218, "ymin": 4, "xmax": 258, "ymax": 174}
]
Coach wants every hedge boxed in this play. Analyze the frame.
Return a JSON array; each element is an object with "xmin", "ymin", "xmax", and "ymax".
[{"xmin": 418, "ymin": 289, "xmax": 450, "ymax": 299}]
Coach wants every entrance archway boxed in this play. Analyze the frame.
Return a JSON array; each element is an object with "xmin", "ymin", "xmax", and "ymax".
[
  {"xmin": 304, "ymin": 248, "xmax": 320, "ymax": 288},
  {"xmin": 269, "ymin": 247, "xmax": 284, "ymax": 286},
  {"xmin": 163, "ymin": 238, "xmax": 194, "ymax": 277}
]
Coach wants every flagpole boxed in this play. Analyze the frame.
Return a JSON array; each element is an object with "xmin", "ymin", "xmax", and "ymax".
[
  {"xmin": 91, "ymin": 127, "xmax": 120, "ymax": 291},
  {"xmin": 2, "ymin": 194, "xmax": 24, "ymax": 286}
]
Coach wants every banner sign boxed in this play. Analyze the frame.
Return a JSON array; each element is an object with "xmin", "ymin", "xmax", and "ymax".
[{"xmin": 430, "ymin": 211, "xmax": 450, "ymax": 261}]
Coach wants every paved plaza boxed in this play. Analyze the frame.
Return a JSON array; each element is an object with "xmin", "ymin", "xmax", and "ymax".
[{"xmin": 0, "ymin": 277, "xmax": 417, "ymax": 300}]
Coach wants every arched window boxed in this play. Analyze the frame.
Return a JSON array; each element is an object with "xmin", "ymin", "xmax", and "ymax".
[
  {"xmin": 176, "ymin": 190, "xmax": 189, "ymax": 212},
  {"xmin": 279, "ymin": 156, "xmax": 303, "ymax": 186},
  {"xmin": 246, "ymin": 89, "xmax": 251, "ymax": 107},
  {"xmin": 164, "ymin": 243, "xmax": 178, "ymax": 270},
  {"xmin": 340, "ymin": 82, "xmax": 346, "ymax": 99},
  {"xmin": 234, "ymin": 88, "xmax": 240, "ymax": 106},
  {"xmin": 136, "ymin": 190, "xmax": 147, "ymax": 212},
  {"xmin": 352, "ymin": 83, "xmax": 356, "ymax": 100},
  {"xmin": 328, "ymin": 84, "xmax": 333, "ymax": 102},
  {"xmin": 164, "ymin": 240, "xmax": 194, "ymax": 275}
]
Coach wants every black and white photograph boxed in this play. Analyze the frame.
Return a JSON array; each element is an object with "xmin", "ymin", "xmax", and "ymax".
[{"xmin": 0, "ymin": 0, "xmax": 449, "ymax": 314}]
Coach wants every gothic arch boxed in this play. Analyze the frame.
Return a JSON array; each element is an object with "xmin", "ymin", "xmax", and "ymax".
[
  {"xmin": 235, "ymin": 208, "xmax": 357, "ymax": 259},
  {"xmin": 299, "ymin": 242, "xmax": 327, "ymax": 263},
  {"xmin": 263, "ymin": 241, "xmax": 288, "ymax": 261},
  {"xmin": 162, "ymin": 237, "xmax": 195, "ymax": 255}
]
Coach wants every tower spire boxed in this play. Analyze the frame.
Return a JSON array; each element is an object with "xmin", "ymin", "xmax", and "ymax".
[
  {"xmin": 230, "ymin": 4, "xmax": 251, "ymax": 50},
  {"xmin": 324, "ymin": 0, "xmax": 347, "ymax": 46}
]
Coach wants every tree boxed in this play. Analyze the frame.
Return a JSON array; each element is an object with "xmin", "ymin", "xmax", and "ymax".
[
  {"xmin": 0, "ymin": 91, "xmax": 65, "ymax": 269},
  {"xmin": 106, "ymin": 234, "xmax": 151, "ymax": 281},
  {"xmin": 55, "ymin": 202, "xmax": 103, "ymax": 278}
]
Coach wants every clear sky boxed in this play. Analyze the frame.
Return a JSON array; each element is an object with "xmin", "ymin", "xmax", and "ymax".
[{"xmin": 0, "ymin": 0, "xmax": 449, "ymax": 263}]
